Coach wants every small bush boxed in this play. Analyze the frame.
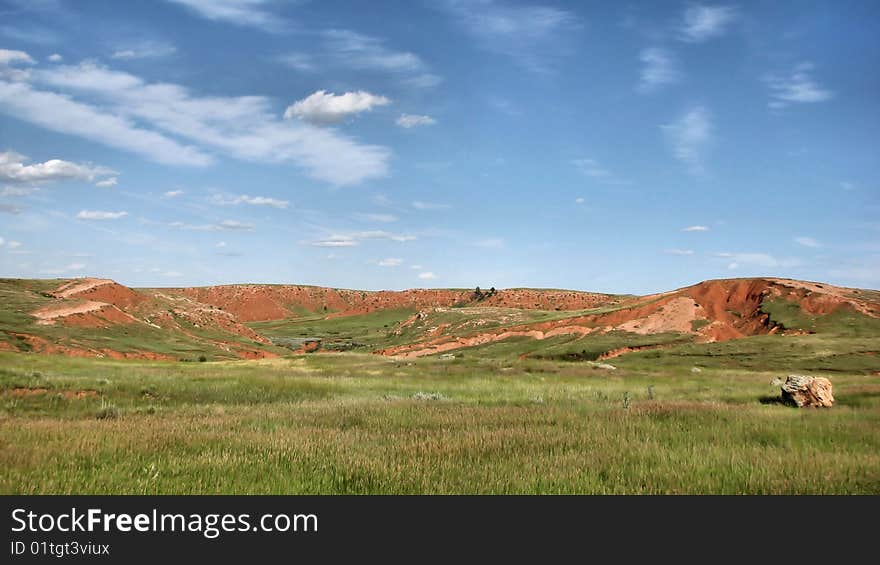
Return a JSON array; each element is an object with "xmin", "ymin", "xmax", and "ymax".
[{"xmin": 198, "ymin": 355, "xmax": 207, "ymax": 362}]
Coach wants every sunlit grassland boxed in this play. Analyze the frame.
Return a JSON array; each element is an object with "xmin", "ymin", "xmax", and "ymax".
[{"xmin": 1, "ymin": 347, "xmax": 878, "ymax": 494}]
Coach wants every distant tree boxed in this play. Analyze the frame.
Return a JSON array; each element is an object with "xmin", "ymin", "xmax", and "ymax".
[{"xmin": 473, "ymin": 286, "xmax": 484, "ymax": 300}]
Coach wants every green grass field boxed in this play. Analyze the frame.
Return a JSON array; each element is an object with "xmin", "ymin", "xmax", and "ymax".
[{"xmin": 2, "ymin": 335, "xmax": 879, "ymax": 494}]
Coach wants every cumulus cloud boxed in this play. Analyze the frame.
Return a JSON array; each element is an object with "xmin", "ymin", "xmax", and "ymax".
[
  {"xmin": 284, "ymin": 90, "xmax": 390, "ymax": 125},
  {"xmin": 575, "ymin": 197, "xmax": 585, "ymax": 204},
  {"xmin": 638, "ymin": 48, "xmax": 681, "ymax": 92},
  {"xmin": 396, "ymin": 114, "xmax": 436, "ymax": 128},
  {"xmin": 662, "ymin": 106, "xmax": 713, "ymax": 175},
  {"xmin": 165, "ymin": 0, "xmax": 284, "ymax": 31},
  {"xmin": 47, "ymin": 53, "xmax": 62, "ymax": 62},
  {"xmin": 0, "ymin": 61, "xmax": 390, "ymax": 184},
  {"xmin": 682, "ymin": 225, "xmax": 709, "ymax": 232},
  {"xmin": 0, "ymin": 49, "xmax": 35, "ymax": 66},
  {"xmin": 765, "ymin": 62, "xmax": 833, "ymax": 109},
  {"xmin": 0, "ymin": 151, "xmax": 116, "ymax": 185},
  {"xmin": 77, "ymin": 210, "xmax": 128, "ymax": 220},
  {"xmin": 209, "ymin": 193, "xmax": 289, "ymax": 209},
  {"xmin": 678, "ymin": 4, "xmax": 737, "ymax": 43},
  {"xmin": 378, "ymin": 258, "xmax": 403, "ymax": 267},
  {"xmin": 417, "ymin": 271, "xmax": 436, "ymax": 280}
]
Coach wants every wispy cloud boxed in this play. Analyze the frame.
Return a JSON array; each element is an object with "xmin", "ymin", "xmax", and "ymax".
[
  {"xmin": 378, "ymin": 257, "xmax": 403, "ymax": 267},
  {"xmin": 715, "ymin": 252, "xmax": 801, "ymax": 270},
  {"xmin": 164, "ymin": 0, "xmax": 285, "ymax": 31},
  {"xmin": 682, "ymin": 225, "xmax": 709, "ymax": 232},
  {"xmin": 209, "ymin": 193, "xmax": 289, "ymax": 209},
  {"xmin": 664, "ymin": 248, "xmax": 695, "ymax": 255},
  {"xmin": 678, "ymin": 4, "xmax": 737, "ymax": 43},
  {"xmin": 284, "ymin": 90, "xmax": 390, "ymax": 125},
  {"xmin": 163, "ymin": 190, "xmax": 184, "ymax": 198},
  {"xmin": 765, "ymin": 62, "xmax": 833, "ymax": 109},
  {"xmin": 413, "ymin": 201, "xmax": 450, "ymax": 210},
  {"xmin": 95, "ymin": 177, "xmax": 118, "ymax": 188},
  {"xmin": 417, "ymin": 271, "xmax": 436, "ymax": 280},
  {"xmin": 77, "ymin": 210, "xmax": 128, "ymax": 221},
  {"xmin": 474, "ymin": 238, "xmax": 504, "ymax": 249},
  {"xmin": 307, "ymin": 230, "xmax": 416, "ymax": 248},
  {"xmin": 354, "ymin": 213, "xmax": 397, "ymax": 223},
  {"xmin": 571, "ymin": 158, "xmax": 628, "ymax": 184},
  {"xmin": 111, "ymin": 41, "xmax": 177, "ymax": 60},
  {"xmin": 439, "ymin": 0, "xmax": 578, "ymax": 72},
  {"xmin": 794, "ymin": 236, "xmax": 820, "ymax": 248},
  {"xmin": 662, "ymin": 106, "xmax": 713, "ymax": 175},
  {"xmin": 170, "ymin": 219, "xmax": 254, "ymax": 231},
  {"xmin": 396, "ymin": 114, "xmax": 436, "ymax": 128},
  {"xmin": 0, "ymin": 57, "xmax": 390, "ymax": 185},
  {"xmin": 638, "ymin": 47, "xmax": 681, "ymax": 92}
]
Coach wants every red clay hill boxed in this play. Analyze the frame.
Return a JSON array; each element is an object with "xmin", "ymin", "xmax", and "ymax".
[{"xmin": 2, "ymin": 276, "xmax": 877, "ymax": 361}]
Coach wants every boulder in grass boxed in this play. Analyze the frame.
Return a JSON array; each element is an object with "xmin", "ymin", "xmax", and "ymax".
[{"xmin": 781, "ymin": 375, "xmax": 834, "ymax": 407}]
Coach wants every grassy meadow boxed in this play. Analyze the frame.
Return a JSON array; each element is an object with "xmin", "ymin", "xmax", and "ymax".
[{"xmin": 2, "ymin": 334, "xmax": 879, "ymax": 494}]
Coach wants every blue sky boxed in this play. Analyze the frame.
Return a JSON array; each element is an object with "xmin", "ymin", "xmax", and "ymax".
[{"xmin": 0, "ymin": 0, "xmax": 878, "ymax": 294}]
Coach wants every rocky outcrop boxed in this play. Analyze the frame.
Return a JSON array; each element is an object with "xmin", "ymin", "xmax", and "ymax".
[{"xmin": 781, "ymin": 375, "xmax": 834, "ymax": 407}]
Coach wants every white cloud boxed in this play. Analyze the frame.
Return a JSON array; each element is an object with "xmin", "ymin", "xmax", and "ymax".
[
  {"xmin": 111, "ymin": 41, "xmax": 177, "ymax": 60},
  {"xmin": 575, "ymin": 197, "xmax": 585, "ymax": 204},
  {"xmin": 403, "ymin": 73, "xmax": 444, "ymax": 89},
  {"xmin": 412, "ymin": 201, "xmax": 450, "ymax": 210},
  {"xmin": 354, "ymin": 213, "xmax": 397, "ymax": 223},
  {"xmin": 475, "ymin": 238, "xmax": 504, "ymax": 249},
  {"xmin": 0, "ymin": 236, "xmax": 4, "ymax": 246},
  {"xmin": 0, "ymin": 150, "xmax": 116, "ymax": 184},
  {"xmin": 284, "ymin": 90, "xmax": 391, "ymax": 125},
  {"xmin": 2, "ymin": 61, "xmax": 390, "ymax": 184},
  {"xmin": 47, "ymin": 53, "xmax": 62, "ymax": 62},
  {"xmin": 308, "ymin": 230, "xmax": 416, "ymax": 247},
  {"xmin": 417, "ymin": 271, "xmax": 437, "ymax": 280},
  {"xmin": 322, "ymin": 29, "xmax": 425, "ymax": 73},
  {"xmin": 766, "ymin": 62, "xmax": 833, "ymax": 109},
  {"xmin": 7, "ymin": 240, "xmax": 21, "ymax": 249},
  {"xmin": 1, "ymin": 186, "xmax": 38, "ymax": 197},
  {"xmin": 162, "ymin": 270, "xmax": 183, "ymax": 277},
  {"xmin": 378, "ymin": 258, "xmax": 403, "ymax": 267},
  {"xmin": 638, "ymin": 48, "xmax": 681, "ymax": 92},
  {"xmin": 210, "ymin": 193, "xmax": 289, "ymax": 209},
  {"xmin": 396, "ymin": 114, "xmax": 436, "ymax": 128},
  {"xmin": 682, "ymin": 225, "xmax": 709, "ymax": 232},
  {"xmin": 165, "ymin": 0, "xmax": 284, "ymax": 31},
  {"xmin": 0, "ymin": 49, "xmax": 35, "ymax": 66},
  {"xmin": 40, "ymin": 262, "xmax": 86, "ymax": 275},
  {"xmin": 572, "ymin": 158, "xmax": 630, "ymax": 185},
  {"xmin": 410, "ymin": 265, "xmax": 422, "ymax": 270},
  {"xmin": 310, "ymin": 235, "xmax": 358, "ymax": 248},
  {"xmin": 794, "ymin": 236, "xmax": 820, "ymax": 248},
  {"xmin": 714, "ymin": 252, "xmax": 800, "ymax": 269},
  {"xmin": 163, "ymin": 190, "xmax": 184, "ymax": 199},
  {"xmin": 0, "ymin": 204, "xmax": 21, "ymax": 214},
  {"xmin": 664, "ymin": 248, "xmax": 695, "ymax": 255},
  {"xmin": 440, "ymin": 0, "xmax": 578, "ymax": 72},
  {"xmin": 76, "ymin": 210, "xmax": 128, "ymax": 221},
  {"xmin": 278, "ymin": 53, "xmax": 314, "ymax": 72},
  {"xmin": 679, "ymin": 4, "xmax": 737, "ymax": 43},
  {"xmin": 216, "ymin": 241, "xmax": 227, "ymax": 248},
  {"xmin": 170, "ymin": 219, "xmax": 254, "ymax": 231},
  {"xmin": 662, "ymin": 106, "xmax": 713, "ymax": 175},
  {"xmin": 95, "ymin": 177, "xmax": 118, "ymax": 188}
]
